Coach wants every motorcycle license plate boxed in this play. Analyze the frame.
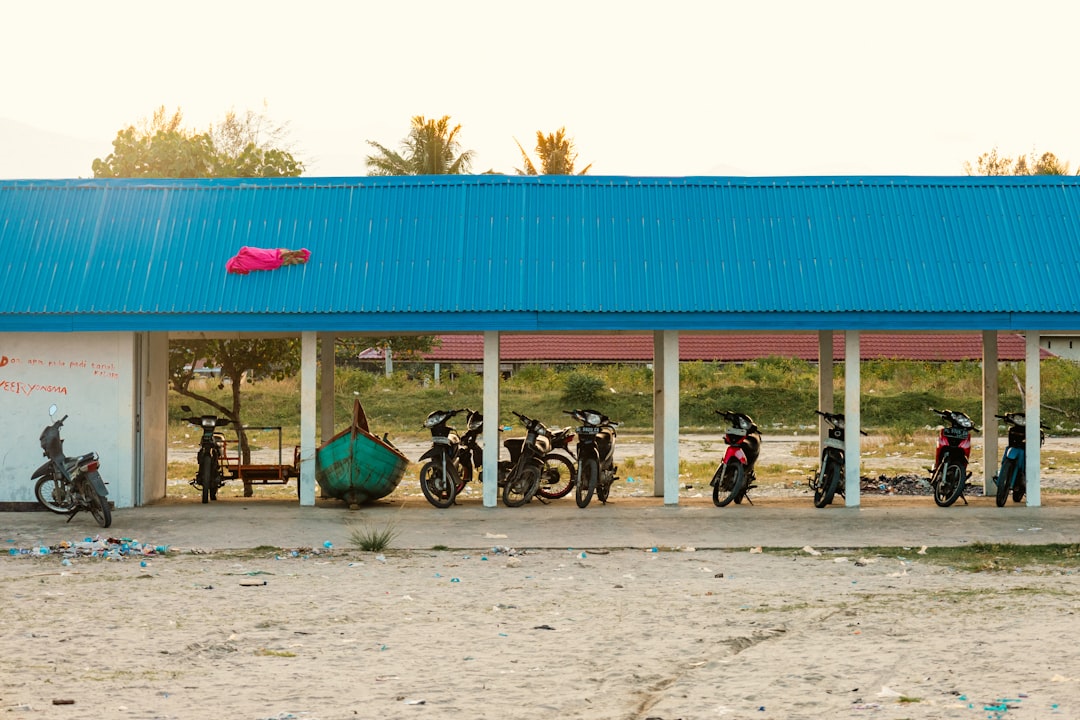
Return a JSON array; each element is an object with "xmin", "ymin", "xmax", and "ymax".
[
  {"xmin": 726, "ymin": 427, "xmax": 746, "ymax": 437},
  {"xmin": 579, "ymin": 427, "xmax": 600, "ymax": 435},
  {"xmin": 943, "ymin": 427, "xmax": 968, "ymax": 439}
]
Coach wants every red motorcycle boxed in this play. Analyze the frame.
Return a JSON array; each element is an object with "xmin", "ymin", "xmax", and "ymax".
[
  {"xmin": 929, "ymin": 408, "xmax": 976, "ymax": 507},
  {"xmin": 710, "ymin": 410, "xmax": 761, "ymax": 507}
]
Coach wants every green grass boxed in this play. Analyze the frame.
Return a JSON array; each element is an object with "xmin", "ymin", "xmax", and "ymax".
[
  {"xmin": 348, "ymin": 521, "xmax": 399, "ymax": 552},
  {"xmin": 167, "ymin": 357, "xmax": 1080, "ymax": 444}
]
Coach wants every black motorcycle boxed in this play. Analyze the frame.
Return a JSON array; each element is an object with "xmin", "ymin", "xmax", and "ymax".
[
  {"xmin": 565, "ymin": 408, "xmax": 619, "ymax": 508},
  {"xmin": 418, "ymin": 408, "xmax": 480, "ymax": 508},
  {"xmin": 32, "ymin": 404, "xmax": 111, "ymax": 527},
  {"xmin": 503, "ymin": 423, "xmax": 576, "ymax": 502},
  {"xmin": 810, "ymin": 410, "xmax": 866, "ymax": 508},
  {"xmin": 181, "ymin": 405, "xmax": 231, "ymax": 503},
  {"xmin": 502, "ymin": 411, "xmax": 555, "ymax": 507}
]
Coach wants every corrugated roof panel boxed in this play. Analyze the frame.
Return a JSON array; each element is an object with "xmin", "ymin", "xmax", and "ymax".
[{"xmin": 4, "ymin": 175, "xmax": 1080, "ymax": 331}]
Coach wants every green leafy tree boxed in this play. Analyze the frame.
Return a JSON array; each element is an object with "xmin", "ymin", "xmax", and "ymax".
[
  {"xmin": 365, "ymin": 115, "xmax": 475, "ymax": 175},
  {"xmin": 94, "ymin": 106, "xmax": 305, "ymax": 485},
  {"xmin": 169, "ymin": 339, "xmax": 301, "ymax": 494},
  {"xmin": 514, "ymin": 127, "xmax": 592, "ymax": 175},
  {"xmin": 92, "ymin": 105, "xmax": 304, "ymax": 178},
  {"xmin": 964, "ymin": 147, "xmax": 1074, "ymax": 176}
]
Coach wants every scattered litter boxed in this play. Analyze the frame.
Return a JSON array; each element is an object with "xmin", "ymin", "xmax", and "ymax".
[
  {"xmin": 749, "ymin": 546, "xmax": 763, "ymax": 554},
  {"xmin": 802, "ymin": 546, "xmax": 821, "ymax": 556},
  {"xmin": 533, "ymin": 624, "xmax": 556, "ymax": 630},
  {"xmin": 239, "ymin": 580, "xmax": 267, "ymax": 587},
  {"xmin": 917, "ymin": 546, "xmax": 928, "ymax": 555},
  {"xmin": 484, "ymin": 533, "xmax": 508, "ymax": 539}
]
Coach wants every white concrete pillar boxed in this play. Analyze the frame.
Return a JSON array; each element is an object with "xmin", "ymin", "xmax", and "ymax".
[
  {"xmin": 844, "ymin": 331, "xmax": 861, "ymax": 507},
  {"xmin": 660, "ymin": 331, "xmax": 680, "ymax": 504},
  {"xmin": 482, "ymin": 332, "xmax": 501, "ymax": 508},
  {"xmin": 1025, "ymin": 332, "xmax": 1041, "ymax": 507},
  {"xmin": 652, "ymin": 332, "xmax": 665, "ymax": 498},
  {"xmin": 982, "ymin": 331, "xmax": 999, "ymax": 493},
  {"xmin": 300, "ymin": 331, "xmax": 317, "ymax": 506},
  {"xmin": 818, "ymin": 331, "xmax": 834, "ymax": 446}
]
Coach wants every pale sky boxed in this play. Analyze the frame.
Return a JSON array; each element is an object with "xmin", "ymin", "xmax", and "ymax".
[{"xmin": 3, "ymin": 0, "xmax": 1079, "ymax": 179}]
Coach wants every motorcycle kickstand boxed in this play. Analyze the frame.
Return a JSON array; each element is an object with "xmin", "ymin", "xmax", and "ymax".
[{"xmin": 64, "ymin": 508, "xmax": 79, "ymax": 523}]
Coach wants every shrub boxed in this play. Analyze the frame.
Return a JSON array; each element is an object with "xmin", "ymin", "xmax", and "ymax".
[{"xmin": 562, "ymin": 372, "xmax": 605, "ymax": 405}]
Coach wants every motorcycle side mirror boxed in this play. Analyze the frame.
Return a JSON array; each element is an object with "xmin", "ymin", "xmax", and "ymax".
[
  {"xmin": 181, "ymin": 405, "xmax": 192, "ymax": 413},
  {"xmin": 48, "ymin": 404, "xmax": 57, "ymax": 417}
]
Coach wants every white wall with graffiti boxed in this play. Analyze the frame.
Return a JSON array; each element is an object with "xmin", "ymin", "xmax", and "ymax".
[{"xmin": 0, "ymin": 333, "xmax": 136, "ymax": 507}]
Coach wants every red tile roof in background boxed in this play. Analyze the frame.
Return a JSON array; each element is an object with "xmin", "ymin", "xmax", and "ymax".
[{"xmin": 420, "ymin": 334, "xmax": 1049, "ymax": 363}]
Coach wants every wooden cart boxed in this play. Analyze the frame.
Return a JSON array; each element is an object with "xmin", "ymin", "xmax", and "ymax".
[{"xmin": 219, "ymin": 426, "xmax": 300, "ymax": 493}]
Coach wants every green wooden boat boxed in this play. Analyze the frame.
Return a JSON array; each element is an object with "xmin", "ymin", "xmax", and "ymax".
[{"xmin": 315, "ymin": 399, "xmax": 409, "ymax": 504}]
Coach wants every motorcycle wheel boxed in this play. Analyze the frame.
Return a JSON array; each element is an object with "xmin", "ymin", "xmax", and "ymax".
[
  {"xmin": 537, "ymin": 455, "xmax": 575, "ymax": 500},
  {"xmin": 813, "ymin": 456, "xmax": 840, "ymax": 508},
  {"xmin": 1013, "ymin": 478, "xmax": 1026, "ymax": 503},
  {"xmin": 597, "ymin": 471, "xmax": 612, "ymax": 504},
  {"xmin": 198, "ymin": 455, "xmax": 213, "ymax": 504},
  {"xmin": 419, "ymin": 461, "xmax": 459, "ymax": 509},
  {"xmin": 934, "ymin": 463, "xmax": 964, "ymax": 507},
  {"xmin": 503, "ymin": 465, "xmax": 540, "ymax": 507},
  {"xmin": 995, "ymin": 458, "xmax": 1015, "ymax": 507},
  {"xmin": 455, "ymin": 459, "xmax": 471, "ymax": 494},
  {"xmin": 712, "ymin": 462, "xmax": 745, "ymax": 508},
  {"xmin": 34, "ymin": 474, "xmax": 75, "ymax": 514},
  {"xmin": 87, "ymin": 485, "xmax": 112, "ymax": 528},
  {"xmin": 209, "ymin": 463, "xmax": 221, "ymax": 502},
  {"xmin": 576, "ymin": 457, "xmax": 598, "ymax": 508}
]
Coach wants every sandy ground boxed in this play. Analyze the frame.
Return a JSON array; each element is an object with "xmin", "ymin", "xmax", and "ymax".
[{"xmin": 3, "ymin": 546, "xmax": 1079, "ymax": 719}]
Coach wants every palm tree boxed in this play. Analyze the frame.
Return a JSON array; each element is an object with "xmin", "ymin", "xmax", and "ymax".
[
  {"xmin": 514, "ymin": 127, "xmax": 592, "ymax": 175},
  {"xmin": 366, "ymin": 115, "xmax": 475, "ymax": 175}
]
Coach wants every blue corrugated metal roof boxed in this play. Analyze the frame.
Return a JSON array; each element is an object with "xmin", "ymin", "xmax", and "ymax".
[{"xmin": 2, "ymin": 174, "xmax": 1080, "ymax": 332}]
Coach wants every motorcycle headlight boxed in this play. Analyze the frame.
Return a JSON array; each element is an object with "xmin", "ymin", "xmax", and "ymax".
[
  {"xmin": 957, "ymin": 415, "xmax": 973, "ymax": 429},
  {"xmin": 834, "ymin": 416, "xmax": 846, "ymax": 430},
  {"xmin": 201, "ymin": 417, "xmax": 216, "ymax": 428},
  {"xmin": 584, "ymin": 411, "xmax": 603, "ymax": 426},
  {"xmin": 1012, "ymin": 414, "xmax": 1027, "ymax": 427},
  {"xmin": 423, "ymin": 414, "xmax": 440, "ymax": 428}
]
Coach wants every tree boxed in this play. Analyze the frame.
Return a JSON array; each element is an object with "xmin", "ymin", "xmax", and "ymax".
[
  {"xmin": 365, "ymin": 115, "xmax": 475, "ymax": 175},
  {"xmin": 94, "ymin": 106, "xmax": 306, "ymax": 492},
  {"xmin": 92, "ymin": 105, "xmax": 304, "ymax": 178},
  {"xmin": 514, "ymin": 127, "xmax": 592, "ymax": 175},
  {"xmin": 964, "ymin": 147, "xmax": 1074, "ymax": 176},
  {"xmin": 169, "ymin": 339, "xmax": 301, "ymax": 495}
]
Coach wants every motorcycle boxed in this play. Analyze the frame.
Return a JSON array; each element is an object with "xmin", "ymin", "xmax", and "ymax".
[
  {"xmin": 418, "ymin": 409, "xmax": 575, "ymax": 508},
  {"xmin": 501, "ymin": 411, "xmax": 557, "ymax": 507},
  {"xmin": 181, "ymin": 404, "xmax": 231, "ymax": 504},
  {"xmin": 710, "ymin": 410, "xmax": 761, "ymax": 507},
  {"xmin": 418, "ymin": 408, "xmax": 481, "ymax": 508},
  {"xmin": 565, "ymin": 408, "xmax": 619, "ymax": 508},
  {"xmin": 503, "ymin": 421, "xmax": 576, "ymax": 502},
  {"xmin": 32, "ymin": 404, "xmax": 111, "ymax": 527},
  {"xmin": 928, "ymin": 408, "xmax": 976, "ymax": 507},
  {"xmin": 810, "ymin": 410, "xmax": 867, "ymax": 508},
  {"xmin": 992, "ymin": 412, "xmax": 1047, "ymax": 507}
]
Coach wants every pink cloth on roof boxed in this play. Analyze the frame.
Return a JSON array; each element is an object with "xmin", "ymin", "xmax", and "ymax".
[{"xmin": 226, "ymin": 247, "xmax": 310, "ymax": 275}]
